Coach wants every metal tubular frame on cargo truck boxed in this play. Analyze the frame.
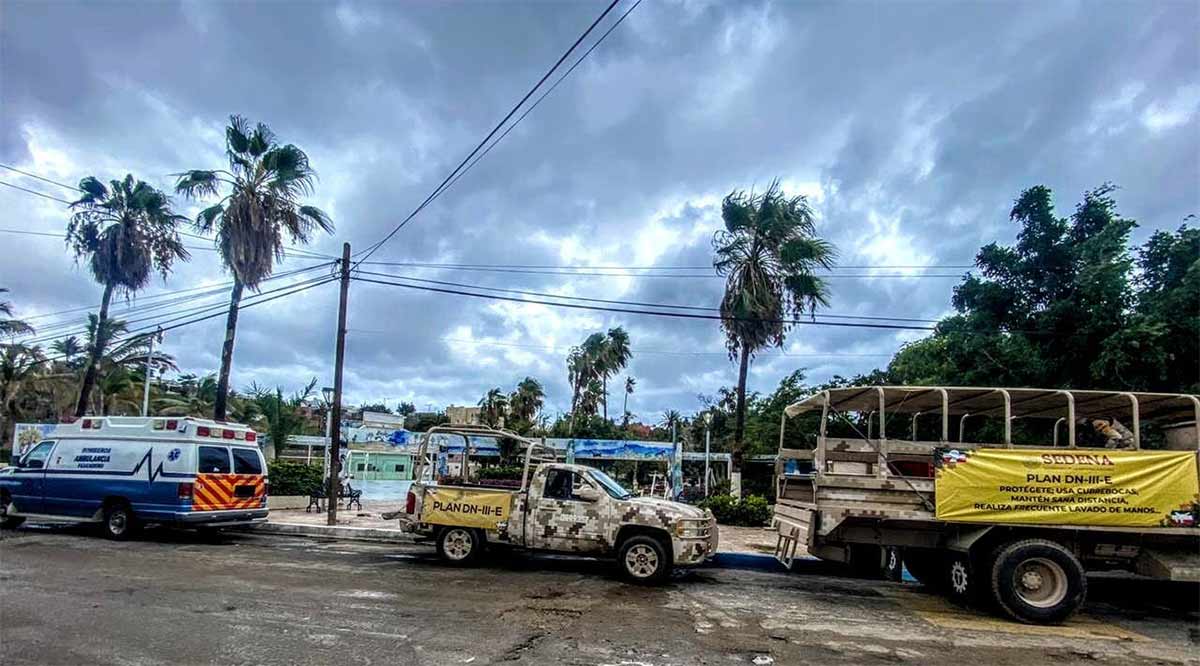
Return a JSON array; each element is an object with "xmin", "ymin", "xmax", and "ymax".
[{"xmin": 772, "ymin": 386, "xmax": 1200, "ymax": 625}]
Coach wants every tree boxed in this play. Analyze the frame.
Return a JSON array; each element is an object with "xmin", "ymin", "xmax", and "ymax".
[
  {"xmin": 79, "ymin": 316, "xmax": 177, "ymax": 415},
  {"xmin": 0, "ymin": 344, "xmax": 46, "ymax": 453},
  {"xmin": 157, "ymin": 373, "xmax": 219, "ymax": 417},
  {"xmin": 478, "ymin": 387, "xmax": 508, "ymax": 427},
  {"xmin": 599, "ymin": 327, "xmax": 631, "ymax": 420},
  {"xmin": 50, "ymin": 336, "xmax": 84, "ymax": 368},
  {"xmin": 887, "ymin": 185, "xmax": 1197, "ymax": 395},
  {"xmin": 252, "ymin": 378, "xmax": 317, "ymax": 460},
  {"xmin": 176, "ymin": 115, "xmax": 333, "ymax": 421},
  {"xmin": 713, "ymin": 180, "xmax": 835, "ymax": 495},
  {"xmin": 509, "ymin": 377, "xmax": 545, "ymax": 423},
  {"xmin": 67, "ymin": 175, "xmax": 189, "ymax": 417},
  {"xmin": 0, "ymin": 289, "xmax": 33, "ymax": 338},
  {"xmin": 359, "ymin": 402, "xmax": 393, "ymax": 415},
  {"xmin": 396, "ymin": 401, "xmax": 417, "ymax": 417},
  {"xmin": 622, "ymin": 376, "xmax": 636, "ymax": 427}
]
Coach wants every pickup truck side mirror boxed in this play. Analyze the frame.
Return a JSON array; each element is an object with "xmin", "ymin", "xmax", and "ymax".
[{"xmin": 575, "ymin": 485, "xmax": 601, "ymax": 502}]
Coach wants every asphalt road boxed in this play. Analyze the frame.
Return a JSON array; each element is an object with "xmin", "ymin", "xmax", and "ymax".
[{"xmin": 1, "ymin": 526, "xmax": 1197, "ymax": 665}]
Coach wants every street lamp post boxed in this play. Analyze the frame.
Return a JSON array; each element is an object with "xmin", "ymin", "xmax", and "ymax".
[{"xmin": 703, "ymin": 412, "xmax": 712, "ymax": 497}]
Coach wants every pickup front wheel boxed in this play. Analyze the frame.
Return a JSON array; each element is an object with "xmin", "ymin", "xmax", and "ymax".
[
  {"xmin": 618, "ymin": 535, "xmax": 670, "ymax": 585},
  {"xmin": 436, "ymin": 527, "xmax": 482, "ymax": 565}
]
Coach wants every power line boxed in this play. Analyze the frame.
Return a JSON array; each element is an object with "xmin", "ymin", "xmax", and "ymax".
[
  {"xmin": 353, "ymin": 269, "xmax": 943, "ymax": 324},
  {"xmin": 359, "ymin": 260, "xmax": 973, "ymax": 271},
  {"xmin": 353, "ymin": 274, "xmax": 937, "ymax": 331},
  {"xmin": 355, "ymin": 262, "xmax": 965, "ymax": 279},
  {"xmin": 14, "ymin": 262, "xmax": 337, "ymax": 343},
  {"xmin": 346, "ymin": 330, "xmax": 893, "ymax": 358},
  {"xmin": 0, "ymin": 163, "xmax": 78, "ymax": 193},
  {"xmin": 28, "ymin": 276, "xmax": 337, "ymax": 367},
  {"xmin": 353, "ymin": 0, "xmax": 627, "ymax": 266},
  {"xmin": 0, "ymin": 180, "xmax": 74, "ymax": 205},
  {"xmin": 437, "ymin": 0, "xmax": 644, "ymax": 199},
  {"xmin": 1, "ymin": 226, "xmax": 334, "ymax": 262}
]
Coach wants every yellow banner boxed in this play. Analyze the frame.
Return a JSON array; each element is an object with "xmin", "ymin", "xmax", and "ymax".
[
  {"xmin": 935, "ymin": 448, "xmax": 1199, "ymax": 528},
  {"xmin": 420, "ymin": 487, "xmax": 512, "ymax": 529}
]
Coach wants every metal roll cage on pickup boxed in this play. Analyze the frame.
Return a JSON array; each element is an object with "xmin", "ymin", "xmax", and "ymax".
[{"xmin": 412, "ymin": 424, "xmax": 559, "ymax": 492}]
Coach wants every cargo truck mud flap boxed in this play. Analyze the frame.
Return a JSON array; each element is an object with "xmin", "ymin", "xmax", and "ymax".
[{"xmin": 773, "ymin": 503, "xmax": 817, "ymax": 569}]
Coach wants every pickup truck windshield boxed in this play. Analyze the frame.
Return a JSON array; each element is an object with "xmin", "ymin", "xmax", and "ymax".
[{"xmin": 589, "ymin": 469, "xmax": 632, "ymax": 500}]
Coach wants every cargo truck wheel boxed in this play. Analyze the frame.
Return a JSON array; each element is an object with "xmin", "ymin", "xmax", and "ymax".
[
  {"xmin": 619, "ymin": 535, "xmax": 670, "ymax": 585},
  {"xmin": 990, "ymin": 539, "xmax": 1086, "ymax": 625},
  {"xmin": 101, "ymin": 501, "xmax": 139, "ymax": 540},
  {"xmin": 883, "ymin": 546, "xmax": 903, "ymax": 581},
  {"xmin": 436, "ymin": 527, "xmax": 482, "ymax": 565},
  {"xmin": 900, "ymin": 549, "xmax": 938, "ymax": 587}
]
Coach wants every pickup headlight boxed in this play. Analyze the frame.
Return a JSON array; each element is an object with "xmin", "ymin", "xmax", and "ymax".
[{"xmin": 675, "ymin": 519, "xmax": 712, "ymax": 538}]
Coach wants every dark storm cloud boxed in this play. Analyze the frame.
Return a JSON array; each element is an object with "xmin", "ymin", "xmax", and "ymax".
[{"xmin": 1, "ymin": 0, "xmax": 1196, "ymax": 416}]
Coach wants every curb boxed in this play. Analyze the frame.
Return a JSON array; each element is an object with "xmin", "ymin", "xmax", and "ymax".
[{"xmin": 242, "ymin": 521, "xmax": 417, "ymax": 543}]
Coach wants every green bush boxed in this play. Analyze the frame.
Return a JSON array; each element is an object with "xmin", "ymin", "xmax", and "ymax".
[
  {"xmin": 698, "ymin": 493, "xmax": 771, "ymax": 526},
  {"xmin": 267, "ymin": 460, "xmax": 325, "ymax": 496},
  {"xmin": 478, "ymin": 465, "xmax": 525, "ymax": 481}
]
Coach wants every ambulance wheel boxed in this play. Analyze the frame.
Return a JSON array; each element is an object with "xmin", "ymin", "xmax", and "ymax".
[
  {"xmin": 436, "ymin": 527, "xmax": 482, "ymax": 565},
  {"xmin": 618, "ymin": 535, "xmax": 670, "ymax": 585},
  {"xmin": 990, "ymin": 539, "xmax": 1086, "ymax": 625},
  {"xmin": 102, "ymin": 501, "xmax": 139, "ymax": 540}
]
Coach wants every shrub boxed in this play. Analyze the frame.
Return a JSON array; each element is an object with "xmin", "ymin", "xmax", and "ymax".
[
  {"xmin": 698, "ymin": 493, "xmax": 772, "ymax": 526},
  {"xmin": 478, "ymin": 465, "xmax": 525, "ymax": 481},
  {"xmin": 267, "ymin": 460, "xmax": 325, "ymax": 496}
]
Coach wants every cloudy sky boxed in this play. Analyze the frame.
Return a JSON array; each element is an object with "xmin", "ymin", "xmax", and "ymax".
[{"xmin": 2, "ymin": 0, "xmax": 1197, "ymax": 420}]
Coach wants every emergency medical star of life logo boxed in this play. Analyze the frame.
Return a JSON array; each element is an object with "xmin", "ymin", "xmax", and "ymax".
[{"xmin": 168, "ymin": 448, "xmax": 181, "ymax": 462}]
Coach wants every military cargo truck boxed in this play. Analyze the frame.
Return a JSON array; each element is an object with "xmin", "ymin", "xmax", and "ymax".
[
  {"xmin": 394, "ymin": 425, "xmax": 718, "ymax": 583},
  {"xmin": 772, "ymin": 386, "xmax": 1200, "ymax": 624}
]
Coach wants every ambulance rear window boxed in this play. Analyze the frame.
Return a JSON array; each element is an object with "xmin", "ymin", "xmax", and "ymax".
[
  {"xmin": 232, "ymin": 448, "xmax": 262, "ymax": 475},
  {"xmin": 198, "ymin": 446, "xmax": 231, "ymax": 474}
]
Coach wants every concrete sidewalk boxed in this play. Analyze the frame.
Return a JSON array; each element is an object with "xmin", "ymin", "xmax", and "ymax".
[{"xmin": 253, "ymin": 501, "xmax": 780, "ymax": 557}]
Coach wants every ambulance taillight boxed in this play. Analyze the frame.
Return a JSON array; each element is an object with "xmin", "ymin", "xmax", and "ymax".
[
  {"xmin": 178, "ymin": 482, "xmax": 194, "ymax": 501},
  {"xmin": 245, "ymin": 431, "xmax": 257, "ymax": 442}
]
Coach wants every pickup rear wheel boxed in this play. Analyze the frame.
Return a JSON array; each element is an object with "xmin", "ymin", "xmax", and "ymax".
[
  {"xmin": 0, "ymin": 492, "xmax": 24, "ymax": 530},
  {"xmin": 436, "ymin": 527, "xmax": 482, "ymax": 565},
  {"xmin": 990, "ymin": 539, "xmax": 1086, "ymax": 624},
  {"xmin": 618, "ymin": 535, "xmax": 670, "ymax": 585}
]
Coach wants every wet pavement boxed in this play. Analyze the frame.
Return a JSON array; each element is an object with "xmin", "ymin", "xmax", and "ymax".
[{"xmin": 0, "ymin": 526, "xmax": 1197, "ymax": 665}]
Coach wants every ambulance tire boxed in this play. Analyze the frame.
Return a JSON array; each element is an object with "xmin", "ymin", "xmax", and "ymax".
[
  {"xmin": 990, "ymin": 539, "xmax": 1086, "ymax": 625},
  {"xmin": 101, "ymin": 501, "xmax": 140, "ymax": 540},
  {"xmin": 436, "ymin": 527, "xmax": 483, "ymax": 565},
  {"xmin": 618, "ymin": 535, "xmax": 670, "ymax": 585}
]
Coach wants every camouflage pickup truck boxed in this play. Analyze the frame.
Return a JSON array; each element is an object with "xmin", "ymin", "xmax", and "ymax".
[{"xmin": 395, "ymin": 425, "xmax": 718, "ymax": 584}]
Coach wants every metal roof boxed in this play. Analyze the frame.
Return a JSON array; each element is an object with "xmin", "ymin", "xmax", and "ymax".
[{"xmin": 784, "ymin": 386, "xmax": 1200, "ymax": 423}]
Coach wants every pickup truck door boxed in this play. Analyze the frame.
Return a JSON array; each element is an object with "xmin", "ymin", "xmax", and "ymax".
[
  {"xmin": 528, "ymin": 468, "xmax": 609, "ymax": 553},
  {"xmin": 7, "ymin": 440, "xmax": 55, "ymax": 514}
]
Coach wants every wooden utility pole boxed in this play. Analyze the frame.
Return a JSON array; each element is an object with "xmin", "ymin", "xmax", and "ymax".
[{"xmin": 327, "ymin": 242, "xmax": 351, "ymax": 526}]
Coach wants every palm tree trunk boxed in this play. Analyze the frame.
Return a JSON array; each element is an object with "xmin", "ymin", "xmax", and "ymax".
[
  {"xmin": 213, "ymin": 280, "xmax": 244, "ymax": 421},
  {"xmin": 622, "ymin": 390, "xmax": 629, "ymax": 427},
  {"xmin": 731, "ymin": 342, "xmax": 751, "ymax": 498},
  {"xmin": 602, "ymin": 376, "xmax": 608, "ymax": 421},
  {"xmin": 75, "ymin": 283, "xmax": 114, "ymax": 418}
]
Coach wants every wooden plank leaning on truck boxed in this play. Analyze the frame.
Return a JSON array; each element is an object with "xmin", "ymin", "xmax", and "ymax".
[{"xmin": 772, "ymin": 386, "xmax": 1199, "ymax": 625}]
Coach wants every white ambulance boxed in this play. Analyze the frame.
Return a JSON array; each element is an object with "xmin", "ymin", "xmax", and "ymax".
[{"xmin": 0, "ymin": 416, "xmax": 268, "ymax": 539}]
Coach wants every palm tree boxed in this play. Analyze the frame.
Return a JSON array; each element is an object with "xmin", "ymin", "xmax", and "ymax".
[
  {"xmin": 156, "ymin": 373, "xmax": 219, "ymax": 417},
  {"xmin": 81, "ymin": 316, "xmax": 177, "ymax": 415},
  {"xmin": 713, "ymin": 180, "xmax": 835, "ymax": 496},
  {"xmin": 599, "ymin": 327, "xmax": 631, "ymax": 420},
  {"xmin": 509, "ymin": 377, "xmax": 544, "ymax": 423},
  {"xmin": 50, "ymin": 336, "xmax": 83, "ymax": 367},
  {"xmin": 66, "ymin": 175, "xmax": 189, "ymax": 417},
  {"xmin": 478, "ymin": 387, "xmax": 509, "ymax": 427},
  {"xmin": 0, "ymin": 344, "xmax": 46, "ymax": 452},
  {"xmin": 622, "ymin": 376, "xmax": 636, "ymax": 427},
  {"xmin": 251, "ymin": 378, "xmax": 317, "ymax": 460},
  {"xmin": 0, "ymin": 289, "xmax": 34, "ymax": 338},
  {"xmin": 175, "ymin": 115, "xmax": 333, "ymax": 421}
]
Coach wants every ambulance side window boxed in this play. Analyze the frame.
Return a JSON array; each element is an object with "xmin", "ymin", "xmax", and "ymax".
[
  {"xmin": 231, "ymin": 448, "xmax": 262, "ymax": 475},
  {"xmin": 198, "ymin": 446, "xmax": 231, "ymax": 474}
]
